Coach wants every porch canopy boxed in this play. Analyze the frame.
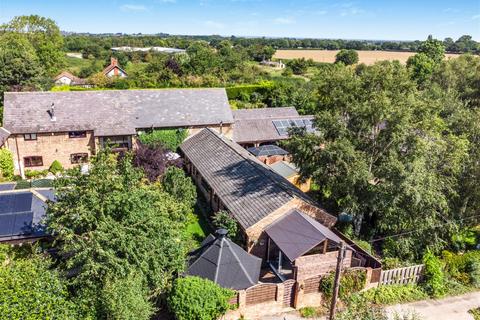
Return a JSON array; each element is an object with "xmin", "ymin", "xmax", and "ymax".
[
  {"xmin": 265, "ymin": 209, "xmax": 349, "ymax": 262},
  {"xmin": 187, "ymin": 229, "xmax": 262, "ymax": 290}
]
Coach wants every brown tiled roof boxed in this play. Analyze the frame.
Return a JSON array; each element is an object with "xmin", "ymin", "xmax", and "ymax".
[
  {"xmin": 3, "ymin": 88, "xmax": 234, "ymax": 135},
  {"xmin": 180, "ymin": 128, "xmax": 335, "ymax": 229},
  {"xmin": 53, "ymin": 71, "xmax": 86, "ymax": 85}
]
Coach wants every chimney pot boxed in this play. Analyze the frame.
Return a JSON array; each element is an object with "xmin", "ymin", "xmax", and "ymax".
[{"xmin": 111, "ymin": 57, "xmax": 118, "ymax": 66}]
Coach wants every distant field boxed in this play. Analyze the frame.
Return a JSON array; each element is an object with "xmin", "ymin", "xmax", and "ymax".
[{"xmin": 274, "ymin": 50, "xmax": 462, "ymax": 65}]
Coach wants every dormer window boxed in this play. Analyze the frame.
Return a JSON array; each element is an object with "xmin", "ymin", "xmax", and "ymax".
[
  {"xmin": 24, "ymin": 133, "xmax": 37, "ymax": 141},
  {"xmin": 69, "ymin": 131, "xmax": 87, "ymax": 138}
]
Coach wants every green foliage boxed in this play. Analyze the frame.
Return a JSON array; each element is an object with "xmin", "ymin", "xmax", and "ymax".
[
  {"xmin": 24, "ymin": 169, "xmax": 49, "ymax": 179},
  {"xmin": 360, "ymin": 284, "xmax": 428, "ymax": 305},
  {"xmin": 46, "ymin": 149, "xmax": 189, "ymax": 316},
  {"xmin": 422, "ymin": 251, "xmax": 446, "ymax": 297},
  {"xmin": 418, "ymin": 36, "xmax": 445, "ymax": 64},
  {"xmin": 321, "ymin": 269, "xmax": 366, "ymax": 301},
  {"xmin": 226, "ymin": 81, "xmax": 273, "ymax": 100},
  {"xmin": 0, "ymin": 246, "xmax": 80, "ymax": 319},
  {"xmin": 212, "ymin": 210, "xmax": 239, "ymax": 240},
  {"xmin": 162, "ymin": 166, "xmax": 197, "ymax": 208},
  {"xmin": 299, "ymin": 306, "xmax": 318, "ymax": 318},
  {"xmin": 1, "ymin": 15, "xmax": 65, "ymax": 75},
  {"xmin": 335, "ymin": 49, "xmax": 359, "ymax": 65},
  {"xmin": 286, "ymin": 58, "xmax": 312, "ymax": 75},
  {"xmin": 407, "ymin": 53, "xmax": 436, "ymax": 85},
  {"xmin": 354, "ymin": 240, "xmax": 372, "ymax": 254},
  {"xmin": 100, "ymin": 273, "xmax": 154, "ymax": 320},
  {"xmin": 0, "ymin": 148, "xmax": 14, "ymax": 181},
  {"xmin": 442, "ymin": 250, "xmax": 480, "ymax": 287},
  {"xmin": 49, "ymin": 159, "xmax": 64, "ymax": 174},
  {"xmin": 337, "ymin": 295, "xmax": 388, "ymax": 320},
  {"xmin": 138, "ymin": 128, "xmax": 188, "ymax": 151},
  {"xmin": 469, "ymin": 308, "xmax": 480, "ymax": 320},
  {"xmin": 167, "ymin": 276, "xmax": 235, "ymax": 320}
]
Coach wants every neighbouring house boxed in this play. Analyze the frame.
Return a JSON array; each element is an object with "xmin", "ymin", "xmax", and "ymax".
[
  {"xmin": 103, "ymin": 57, "xmax": 128, "ymax": 78},
  {"xmin": 1, "ymin": 88, "xmax": 234, "ymax": 176},
  {"xmin": 187, "ymin": 229, "xmax": 262, "ymax": 290},
  {"xmin": 247, "ymin": 144, "xmax": 289, "ymax": 165},
  {"xmin": 53, "ymin": 71, "xmax": 87, "ymax": 86},
  {"xmin": 269, "ymin": 161, "xmax": 311, "ymax": 192},
  {"xmin": 0, "ymin": 188, "xmax": 54, "ymax": 244},
  {"xmin": 182, "ymin": 129, "xmax": 381, "ymax": 318},
  {"xmin": 232, "ymin": 107, "xmax": 315, "ymax": 147}
]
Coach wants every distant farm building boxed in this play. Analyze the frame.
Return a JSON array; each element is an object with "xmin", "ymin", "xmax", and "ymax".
[{"xmin": 111, "ymin": 46, "xmax": 186, "ymax": 54}]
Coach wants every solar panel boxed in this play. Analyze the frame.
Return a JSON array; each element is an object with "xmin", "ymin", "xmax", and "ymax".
[
  {"xmin": 0, "ymin": 193, "xmax": 33, "ymax": 214},
  {"xmin": 0, "ymin": 183, "xmax": 16, "ymax": 192},
  {"xmin": 272, "ymin": 118, "xmax": 315, "ymax": 136},
  {"xmin": 0, "ymin": 214, "xmax": 15, "ymax": 236},
  {"xmin": 12, "ymin": 212, "xmax": 34, "ymax": 235}
]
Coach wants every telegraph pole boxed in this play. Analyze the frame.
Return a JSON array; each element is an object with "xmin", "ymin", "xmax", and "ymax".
[{"xmin": 329, "ymin": 241, "xmax": 346, "ymax": 320}]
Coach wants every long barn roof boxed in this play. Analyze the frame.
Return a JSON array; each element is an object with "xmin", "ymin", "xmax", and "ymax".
[
  {"xmin": 3, "ymin": 88, "xmax": 234, "ymax": 135},
  {"xmin": 180, "ymin": 128, "xmax": 336, "ymax": 229}
]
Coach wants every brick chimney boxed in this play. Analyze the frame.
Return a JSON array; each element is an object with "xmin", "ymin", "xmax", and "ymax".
[{"xmin": 110, "ymin": 57, "xmax": 118, "ymax": 66}]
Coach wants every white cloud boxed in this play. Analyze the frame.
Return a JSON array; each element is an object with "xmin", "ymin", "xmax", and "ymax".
[
  {"xmin": 443, "ymin": 8, "xmax": 460, "ymax": 13},
  {"xmin": 273, "ymin": 17, "xmax": 295, "ymax": 25},
  {"xmin": 157, "ymin": 0, "xmax": 177, "ymax": 3},
  {"xmin": 472, "ymin": 14, "xmax": 480, "ymax": 20},
  {"xmin": 204, "ymin": 20, "xmax": 225, "ymax": 29},
  {"xmin": 120, "ymin": 4, "xmax": 147, "ymax": 12}
]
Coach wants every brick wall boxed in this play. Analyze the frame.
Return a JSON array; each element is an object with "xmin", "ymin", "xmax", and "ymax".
[
  {"xmin": 7, "ymin": 132, "xmax": 96, "ymax": 175},
  {"xmin": 294, "ymin": 250, "xmax": 353, "ymax": 281}
]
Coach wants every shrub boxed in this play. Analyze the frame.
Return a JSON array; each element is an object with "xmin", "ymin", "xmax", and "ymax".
[
  {"xmin": 422, "ymin": 251, "xmax": 446, "ymax": 297},
  {"xmin": 469, "ymin": 308, "xmax": 480, "ymax": 320},
  {"xmin": 162, "ymin": 166, "xmax": 197, "ymax": 208},
  {"xmin": 225, "ymin": 81, "xmax": 273, "ymax": 100},
  {"xmin": 335, "ymin": 49, "xmax": 359, "ymax": 65},
  {"xmin": 49, "ymin": 160, "xmax": 64, "ymax": 174},
  {"xmin": 138, "ymin": 129, "xmax": 188, "ymax": 151},
  {"xmin": 299, "ymin": 306, "xmax": 317, "ymax": 318},
  {"xmin": 0, "ymin": 148, "xmax": 14, "ymax": 181},
  {"xmin": 442, "ymin": 250, "xmax": 480, "ymax": 287},
  {"xmin": 100, "ymin": 274, "xmax": 154, "ymax": 320},
  {"xmin": 355, "ymin": 240, "xmax": 372, "ymax": 254},
  {"xmin": 167, "ymin": 276, "xmax": 235, "ymax": 320},
  {"xmin": 133, "ymin": 143, "xmax": 182, "ymax": 182},
  {"xmin": 467, "ymin": 259, "xmax": 480, "ymax": 288},
  {"xmin": 360, "ymin": 284, "xmax": 428, "ymax": 305},
  {"xmin": 321, "ymin": 269, "xmax": 366, "ymax": 301},
  {"xmin": 337, "ymin": 295, "xmax": 387, "ymax": 320},
  {"xmin": 25, "ymin": 169, "xmax": 49, "ymax": 179},
  {"xmin": 212, "ymin": 210, "xmax": 238, "ymax": 240}
]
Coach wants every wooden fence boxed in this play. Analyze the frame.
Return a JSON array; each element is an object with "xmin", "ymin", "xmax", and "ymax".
[{"xmin": 379, "ymin": 264, "xmax": 424, "ymax": 286}]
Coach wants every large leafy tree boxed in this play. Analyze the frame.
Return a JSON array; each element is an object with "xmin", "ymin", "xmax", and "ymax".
[
  {"xmin": 1, "ymin": 15, "xmax": 65, "ymax": 75},
  {"xmin": 284, "ymin": 61, "xmax": 469, "ymax": 260},
  {"xmin": 46, "ymin": 150, "xmax": 189, "ymax": 318}
]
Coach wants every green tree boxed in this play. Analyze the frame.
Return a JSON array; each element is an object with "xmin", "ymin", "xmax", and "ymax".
[
  {"xmin": 422, "ymin": 251, "xmax": 446, "ymax": 298},
  {"xmin": 162, "ymin": 166, "xmax": 197, "ymax": 208},
  {"xmin": 419, "ymin": 35, "xmax": 445, "ymax": 64},
  {"xmin": 46, "ymin": 150, "xmax": 188, "ymax": 316},
  {"xmin": 167, "ymin": 276, "xmax": 235, "ymax": 320},
  {"xmin": 407, "ymin": 53, "xmax": 436, "ymax": 85},
  {"xmin": 286, "ymin": 58, "xmax": 310, "ymax": 74},
  {"xmin": 1, "ymin": 15, "xmax": 65, "ymax": 75},
  {"xmin": 0, "ymin": 245, "xmax": 80, "ymax": 319},
  {"xmin": 212, "ymin": 210, "xmax": 238, "ymax": 240},
  {"xmin": 284, "ymin": 62, "xmax": 469, "ymax": 259},
  {"xmin": 335, "ymin": 49, "xmax": 359, "ymax": 65},
  {"xmin": 0, "ymin": 32, "xmax": 45, "ymax": 92}
]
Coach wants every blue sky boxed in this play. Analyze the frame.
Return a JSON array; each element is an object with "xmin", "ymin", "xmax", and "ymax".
[{"xmin": 1, "ymin": 0, "xmax": 479, "ymax": 40}]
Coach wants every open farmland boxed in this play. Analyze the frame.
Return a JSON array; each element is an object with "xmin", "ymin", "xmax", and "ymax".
[{"xmin": 274, "ymin": 49, "xmax": 462, "ymax": 65}]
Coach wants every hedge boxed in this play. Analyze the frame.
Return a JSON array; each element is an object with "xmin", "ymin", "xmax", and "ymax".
[
  {"xmin": 225, "ymin": 81, "xmax": 274, "ymax": 100},
  {"xmin": 0, "ymin": 148, "xmax": 14, "ymax": 181},
  {"xmin": 138, "ymin": 129, "xmax": 188, "ymax": 151}
]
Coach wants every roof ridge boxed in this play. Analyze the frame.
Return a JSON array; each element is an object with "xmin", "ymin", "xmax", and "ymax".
[
  {"xmin": 206, "ymin": 129, "xmax": 312, "ymax": 203},
  {"xmin": 213, "ymin": 237, "xmax": 223, "ymax": 283},
  {"xmin": 226, "ymin": 239, "xmax": 257, "ymax": 285}
]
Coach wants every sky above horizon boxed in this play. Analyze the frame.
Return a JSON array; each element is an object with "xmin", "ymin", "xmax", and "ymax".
[{"xmin": 0, "ymin": 0, "xmax": 479, "ymax": 41}]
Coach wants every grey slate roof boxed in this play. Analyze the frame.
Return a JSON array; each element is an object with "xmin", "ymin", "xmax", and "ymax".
[
  {"xmin": 0, "ymin": 189, "xmax": 52, "ymax": 242},
  {"xmin": 180, "ymin": 128, "xmax": 334, "ymax": 229},
  {"xmin": 233, "ymin": 113, "xmax": 314, "ymax": 144},
  {"xmin": 232, "ymin": 107, "xmax": 299, "ymax": 120},
  {"xmin": 0, "ymin": 127, "xmax": 10, "ymax": 146},
  {"xmin": 265, "ymin": 209, "xmax": 349, "ymax": 261},
  {"xmin": 187, "ymin": 230, "xmax": 262, "ymax": 290},
  {"xmin": 3, "ymin": 88, "xmax": 234, "ymax": 135}
]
